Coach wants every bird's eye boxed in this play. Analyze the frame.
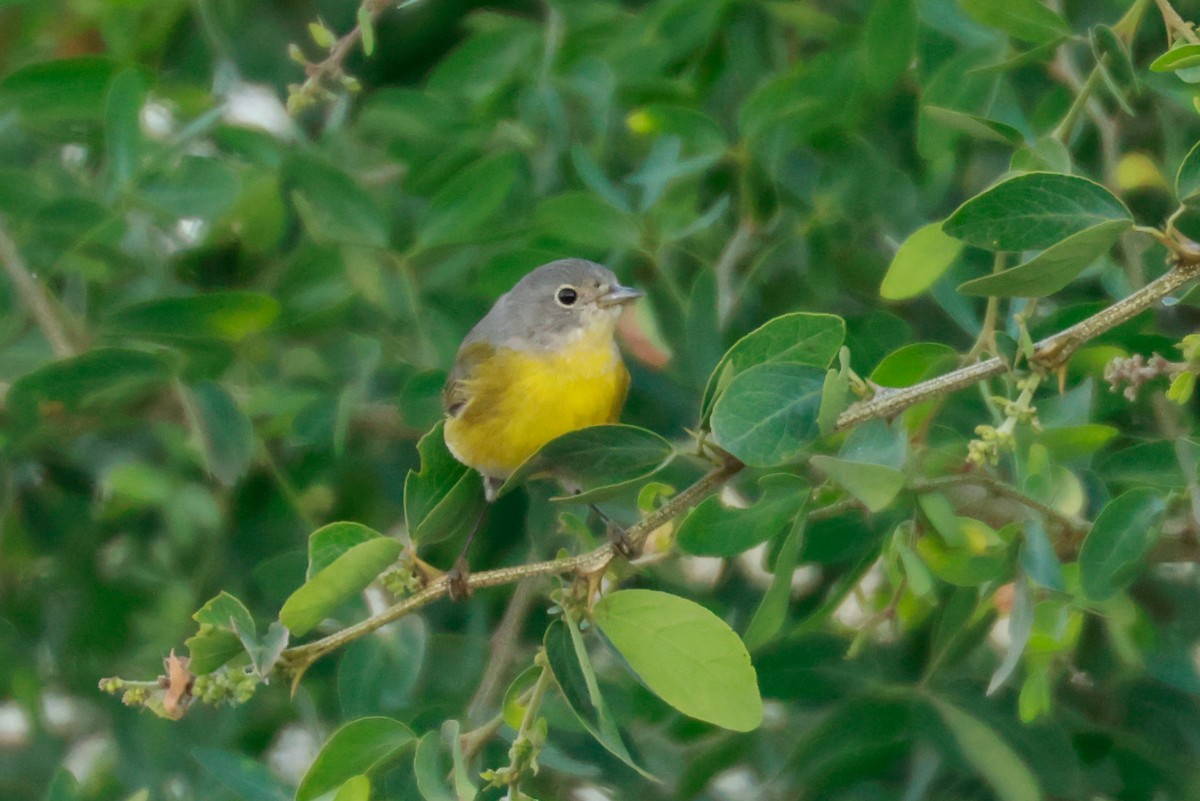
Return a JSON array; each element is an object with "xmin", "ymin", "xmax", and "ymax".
[{"xmin": 556, "ymin": 286, "xmax": 578, "ymax": 307}]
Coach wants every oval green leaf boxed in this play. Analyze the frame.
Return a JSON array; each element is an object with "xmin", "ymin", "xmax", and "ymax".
[
  {"xmin": 296, "ymin": 717, "xmax": 415, "ymax": 801},
  {"xmin": 106, "ymin": 291, "xmax": 279, "ymax": 341},
  {"xmin": 591, "ymin": 589, "xmax": 763, "ymax": 732},
  {"xmin": 417, "ymin": 153, "xmax": 521, "ymax": 250},
  {"xmin": 676, "ymin": 475, "xmax": 808, "ymax": 556},
  {"xmin": 956, "ymin": 219, "xmax": 1130, "ymax": 298},
  {"xmin": 1149, "ymin": 43, "xmax": 1200, "ymax": 73},
  {"xmin": 186, "ymin": 380, "xmax": 254, "ymax": 487},
  {"xmin": 543, "ymin": 619, "xmax": 654, "ymax": 778},
  {"xmin": 280, "ymin": 537, "xmax": 402, "ymax": 636},
  {"xmin": 943, "ymin": 172, "xmax": 1131, "ymax": 252},
  {"xmin": 701, "ymin": 312, "xmax": 845, "ymax": 421},
  {"xmin": 1079, "ymin": 487, "xmax": 1166, "ymax": 601},
  {"xmin": 959, "ymin": 0, "xmax": 1069, "ymax": 44},
  {"xmin": 404, "ymin": 422, "xmax": 487, "ymax": 546},
  {"xmin": 1176, "ymin": 140, "xmax": 1200, "ymax": 203},
  {"xmin": 710, "ymin": 363, "xmax": 826, "ymax": 467},
  {"xmin": 930, "ymin": 697, "xmax": 1041, "ymax": 801},
  {"xmin": 140, "ymin": 155, "xmax": 240, "ymax": 219},
  {"xmin": 880, "ymin": 221, "xmax": 965, "ymax": 300},
  {"xmin": 7, "ymin": 347, "xmax": 168, "ymax": 419},
  {"xmin": 496, "ymin": 424, "xmax": 674, "ymax": 502},
  {"xmin": 306, "ymin": 521, "xmax": 385, "ymax": 580},
  {"xmin": 0, "ymin": 56, "xmax": 119, "ymax": 126}
]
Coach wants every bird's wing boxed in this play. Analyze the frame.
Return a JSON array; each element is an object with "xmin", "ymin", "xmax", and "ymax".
[{"xmin": 442, "ymin": 340, "xmax": 496, "ymax": 419}]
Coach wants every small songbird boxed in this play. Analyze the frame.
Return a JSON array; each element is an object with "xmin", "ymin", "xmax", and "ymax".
[{"xmin": 441, "ymin": 259, "xmax": 643, "ymax": 593}]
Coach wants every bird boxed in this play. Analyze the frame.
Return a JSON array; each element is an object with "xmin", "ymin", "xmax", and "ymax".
[{"xmin": 440, "ymin": 258, "xmax": 643, "ymax": 596}]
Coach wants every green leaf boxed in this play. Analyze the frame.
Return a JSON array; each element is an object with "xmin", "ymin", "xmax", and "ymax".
[
  {"xmin": 958, "ymin": 0, "xmax": 1070, "ymax": 44},
  {"xmin": 358, "ymin": 5, "xmax": 376, "ymax": 56},
  {"xmin": 333, "ymin": 776, "xmax": 371, "ymax": 801},
  {"xmin": 1038, "ymin": 423, "xmax": 1118, "ymax": 461},
  {"xmin": 532, "ymin": 192, "xmax": 639, "ymax": 250},
  {"xmin": 864, "ymin": 0, "xmax": 916, "ymax": 93},
  {"xmin": 280, "ymin": 537, "xmax": 402, "ymax": 636},
  {"xmin": 701, "ymin": 312, "xmax": 845, "ymax": 421},
  {"xmin": 184, "ymin": 628, "xmax": 244, "ymax": 675},
  {"xmin": 107, "ymin": 292, "xmax": 279, "ymax": 342},
  {"xmin": 404, "ymin": 422, "xmax": 487, "ymax": 546},
  {"xmin": 1149, "ymin": 43, "xmax": 1200, "ymax": 73},
  {"xmin": 871, "ymin": 343, "xmax": 958, "ymax": 387},
  {"xmin": 296, "ymin": 717, "xmax": 416, "ymax": 801},
  {"xmin": 496, "ymin": 424, "xmax": 674, "ymax": 502},
  {"xmin": 194, "ymin": 590, "xmax": 255, "ymax": 633},
  {"xmin": 544, "ymin": 619, "xmax": 654, "ymax": 779},
  {"xmin": 956, "ymin": 219, "xmax": 1130, "ymax": 297},
  {"xmin": 880, "ymin": 222, "xmax": 965, "ymax": 300},
  {"xmin": 676, "ymin": 474, "xmax": 808, "ymax": 556},
  {"xmin": 943, "ymin": 172, "xmax": 1131, "ymax": 252},
  {"xmin": 930, "ymin": 697, "xmax": 1041, "ymax": 801},
  {"xmin": 43, "ymin": 769, "xmax": 80, "ymax": 801},
  {"xmin": 193, "ymin": 747, "xmax": 292, "ymax": 801},
  {"xmin": 817, "ymin": 349, "xmax": 852, "ymax": 436},
  {"xmin": 988, "ymin": 576, "xmax": 1033, "ymax": 694},
  {"xmin": 1175, "ymin": 140, "xmax": 1200, "ymax": 202},
  {"xmin": 186, "ymin": 380, "xmax": 254, "ymax": 487},
  {"xmin": 105, "ymin": 69, "xmax": 145, "ymax": 192},
  {"xmin": 1079, "ymin": 487, "xmax": 1166, "ymax": 601},
  {"xmin": 307, "ymin": 522, "xmax": 384, "ymax": 579},
  {"xmin": 921, "ymin": 107, "xmax": 1024, "ymax": 146},
  {"xmin": 916, "ymin": 518, "xmax": 1009, "ymax": 586},
  {"xmin": 0, "ymin": 56, "xmax": 118, "ymax": 126},
  {"xmin": 416, "ymin": 153, "xmax": 521, "ymax": 250},
  {"xmin": 140, "ymin": 156, "xmax": 240, "ymax": 219},
  {"xmin": 288, "ymin": 156, "xmax": 388, "ymax": 247},
  {"xmin": 7, "ymin": 348, "xmax": 168, "ymax": 419},
  {"xmin": 1091, "ymin": 24, "xmax": 1137, "ymax": 94},
  {"xmin": 810, "ymin": 457, "xmax": 905, "ymax": 512},
  {"xmin": 743, "ymin": 515, "xmax": 807, "ymax": 650},
  {"xmin": 236, "ymin": 619, "xmax": 288, "ymax": 678},
  {"xmin": 591, "ymin": 589, "xmax": 763, "ymax": 732},
  {"xmin": 710, "ymin": 363, "xmax": 826, "ymax": 467},
  {"xmin": 1019, "ymin": 520, "xmax": 1066, "ymax": 591},
  {"xmin": 414, "ymin": 732, "xmax": 456, "ymax": 801}
]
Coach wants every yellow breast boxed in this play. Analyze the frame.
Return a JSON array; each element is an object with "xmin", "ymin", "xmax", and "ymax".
[{"xmin": 444, "ymin": 326, "xmax": 630, "ymax": 480}]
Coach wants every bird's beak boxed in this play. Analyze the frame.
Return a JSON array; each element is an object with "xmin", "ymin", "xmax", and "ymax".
[{"xmin": 597, "ymin": 284, "xmax": 644, "ymax": 307}]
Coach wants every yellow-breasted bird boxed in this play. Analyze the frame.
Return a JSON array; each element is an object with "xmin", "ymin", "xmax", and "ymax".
[{"xmin": 441, "ymin": 258, "xmax": 643, "ymax": 594}]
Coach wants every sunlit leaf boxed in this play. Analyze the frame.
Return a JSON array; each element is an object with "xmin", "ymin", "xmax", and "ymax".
[
  {"xmin": 296, "ymin": 717, "xmax": 415, "ymax": 801},
  {"xmin": 592, "ymin": 589, "xmax": 763, "ymax": 732}
]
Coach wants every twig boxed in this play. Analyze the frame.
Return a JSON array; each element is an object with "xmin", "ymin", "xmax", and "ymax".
[
  {"xmin": 0, "ymin": 221, "xmax": 77, "ymax": 358},
  {"xmin": 1155, "ymin": 0, "xmax": 1200, "ymax": 44},
  {"xmin": 279, "ymin": 454, "xmax": 745, "ymax": 673},
  {"xmin": 837, "ymin": 253, "xmax": 1200, "ymax": 430},
  {"xmin": 912, "ymin": 475, "xmax": 1089, "ymax": 539},
  {"xmin": 290, "ymin": 0, "xmax": 392, "ymax": 111}
]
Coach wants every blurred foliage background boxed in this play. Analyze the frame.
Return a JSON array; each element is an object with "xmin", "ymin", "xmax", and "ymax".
[{"xmin": 6, "ymin": 0, "xmax": 1200, "ymax": 799}]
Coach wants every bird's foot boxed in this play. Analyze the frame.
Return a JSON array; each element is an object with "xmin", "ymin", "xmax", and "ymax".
[
  {"xmin": 606, "ymin": 520, "xmax": 639, "ymax": 559},
  {"xmin": 447, "ymin": 556, "xmax": 473, "ymax": 601}
]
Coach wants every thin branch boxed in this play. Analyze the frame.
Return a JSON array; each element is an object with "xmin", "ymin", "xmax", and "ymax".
[
  {"xmin": 279, "ymin": 454, "xmax": 745, "ymax": 673},
  {"xmin": 1155, "ymin": 0, "xmax": 1200, "ymax": 44},
  {"xmin": 290, "ymin": 0, "xmax": 391, "ymax": 111},
  {"xmin": 0, "ymin": 221, "xmax": 77, "ymax": 358},
  {"xmin": 912, "ymin": 474, "xmax": 1089, "ymax": 539},
  {"xmin": 837, "ymin": 253, "xmax": 1200, "ymax": 430}
]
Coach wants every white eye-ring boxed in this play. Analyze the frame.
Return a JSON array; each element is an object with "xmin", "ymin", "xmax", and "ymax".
[{"xmin": 555, "ymin": 285, "xmax": 579, "ymax": 307}]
